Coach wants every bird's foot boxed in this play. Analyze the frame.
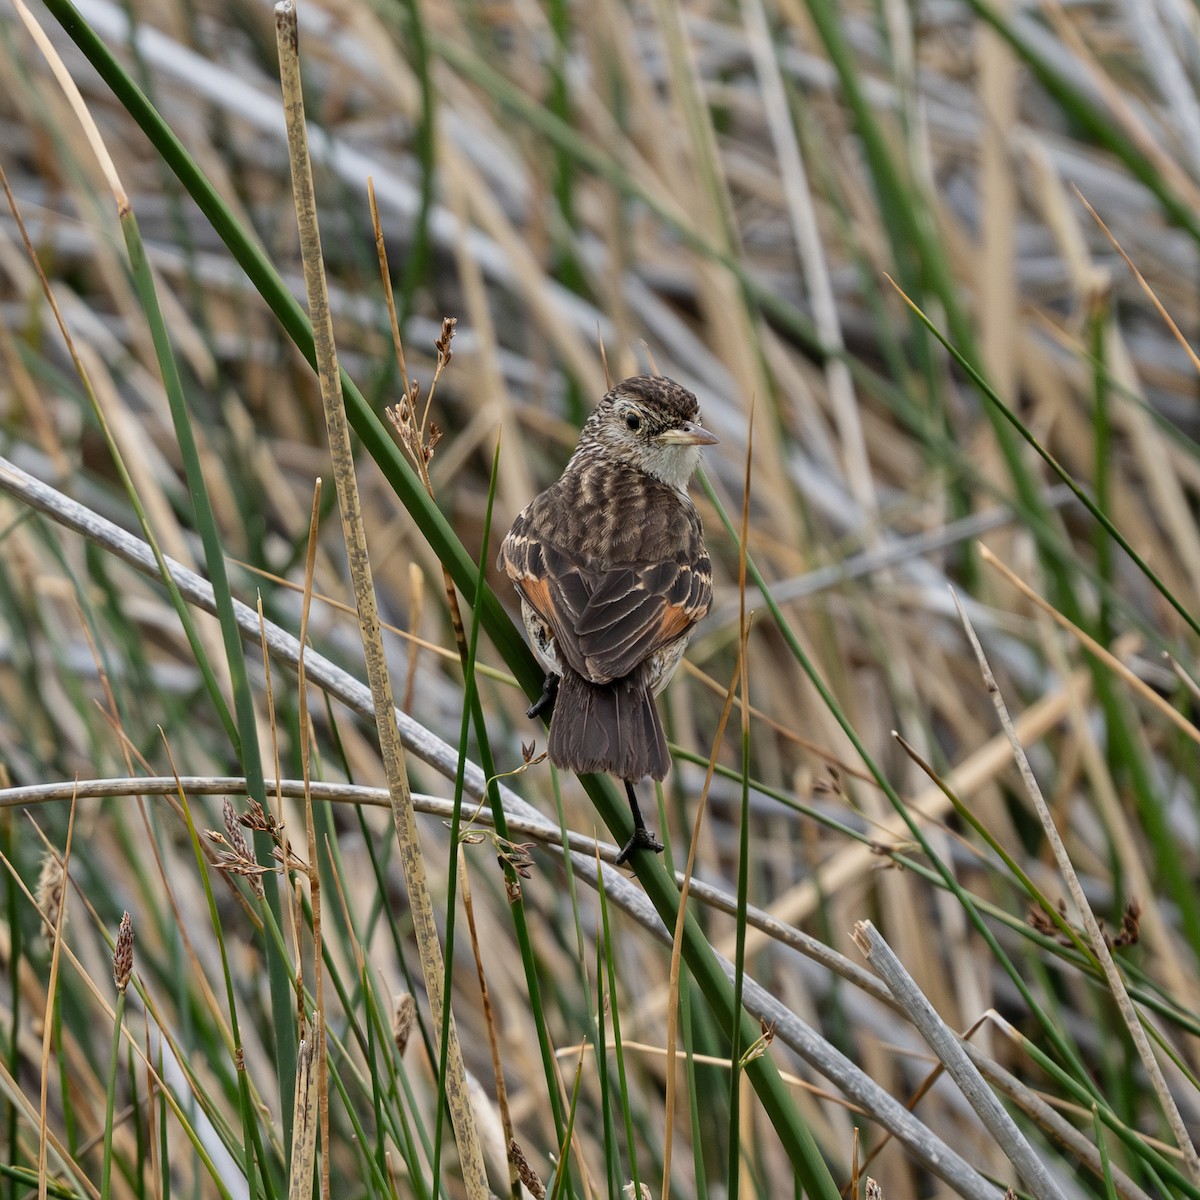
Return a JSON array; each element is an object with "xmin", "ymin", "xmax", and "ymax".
[
  {"xmin": 617, "ymin": 779, "xmax": 664, "ymax": 864},
  {"xmin": 615, "ymin": 825, "xmax": 664, "ymax": 865},
  {"xmin": 526, "ymin": 673, "xmax": 559, "ymax": 720}
]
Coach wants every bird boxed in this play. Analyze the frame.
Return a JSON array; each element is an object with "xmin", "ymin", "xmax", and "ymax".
[{"xmin": 499, "ymin": 375, "xmax": 717, "ymax": 863}]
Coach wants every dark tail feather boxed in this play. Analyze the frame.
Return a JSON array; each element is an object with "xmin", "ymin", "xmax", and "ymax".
[{"xmin": 548, "ymin": 669, "xmax": 669, "ymax": 781}]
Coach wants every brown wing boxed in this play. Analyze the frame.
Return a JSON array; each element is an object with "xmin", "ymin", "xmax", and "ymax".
[
  {"xmin": 498, "ymin": 514, "xmax": 557, "ymax": 630},
  {"xmin": 500, "ymin": 506, "xmax": 711, "ymax": 686}
]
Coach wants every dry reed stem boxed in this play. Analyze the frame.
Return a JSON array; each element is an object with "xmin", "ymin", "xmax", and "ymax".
[
  {"xmin": 297, "ymin": 476, "xmax": 330, "ymax": 1199},
  {"xmin": 273, "ymin": 6, "xmax": 488, "ymax": 1194},
  {"xmin": 967, "ymin": 1020, "xmax": 1158, "ymax": 1200},
  {"xmin": 853, "ymin": 919, "xmax": 1067, "ymax": 1199},
  {"xmin": 288, "ymin": 1031, "xmax": 319, "ymax": 1200}
]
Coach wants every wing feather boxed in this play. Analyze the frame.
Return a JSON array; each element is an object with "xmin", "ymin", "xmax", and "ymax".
[{"xmin": 500, "ymin": 493, "xmax": 712, "ymax": 685}]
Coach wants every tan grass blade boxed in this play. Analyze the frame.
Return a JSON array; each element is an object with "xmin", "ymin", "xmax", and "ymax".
[{"xmin": 287, "ymin": 1033, "xmax": 319, "ymax": 1200}]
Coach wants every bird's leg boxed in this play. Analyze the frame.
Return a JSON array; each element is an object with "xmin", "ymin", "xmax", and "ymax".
[
  {"xmin": 616, "ymin": 780, "xmax": 664, "ymax": 864},
  {"xmin": 526, "ymin": 673, "xmax": 559, "ymax": 720}
]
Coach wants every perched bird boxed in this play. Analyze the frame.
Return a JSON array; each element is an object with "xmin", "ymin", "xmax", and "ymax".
[{"xmin": 499, "ymin": 375, "xmax": 717, "ymax": 862}]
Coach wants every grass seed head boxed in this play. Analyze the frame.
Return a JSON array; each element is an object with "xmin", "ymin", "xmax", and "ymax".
[
  {"xmin": 113, "ymin": 911, "xmax": 134, "ymax": 992},
  {"xmin": 508, "ymin": 1139, "xmax": 545, "ymax": 1200},
  {"xmin": 35, "ymin": 851, "xmax": 65, "ymax": 947},
  {"xmin": 393, "ymin": 993, "xmax": 415, "ymax": 1056},
  {"xmin": 208, "ymin": 800, "xmax": 269, "ymax": 897},
  {"xmin": 435, "ymin": 315, "xmax": 456, "ymax": 366}
]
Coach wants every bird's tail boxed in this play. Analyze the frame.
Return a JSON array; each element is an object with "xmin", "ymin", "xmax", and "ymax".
[{"xmin": 548, "ymin": 669, "xmax": 669, "ymax": 781}]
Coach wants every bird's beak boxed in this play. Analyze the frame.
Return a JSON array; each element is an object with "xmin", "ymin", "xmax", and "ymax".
[{"xmin": 658, "ymin": 423, "xmax": 719, "ymax": 447}]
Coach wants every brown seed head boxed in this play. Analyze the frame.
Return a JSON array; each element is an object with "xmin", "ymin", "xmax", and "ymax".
[
  {"xmin": 35, "ymin": 851, "xmax": 65, "ymax": 946},
  {"xmin": 435, "ymin": 316, "xmax": 457, "ymax": 364},
  {"xmin": 113, "ymin": 911, "xmax": 134, "ymax": 993},
  {"xmin": 393, "ymin": 993, "xmax": 415, "ymax": 1056},
  {"xmin": 397, "ymin": 398, "xmax": 412, "ymax": 426},
  {"xmin": 497, "ymin": 839, "xmax": 536, "ymax": 880},
  {"xmin": 209, "ymin": 800, "xmax": 267, "ymax": 897},
  {"xmin": 1113, "ymin": 898, "xmax": 1142, "ymax": 948},
  {"xmin": 224, "ymin": 799, "xmax": 253, "ymax": 861},
  {"xmin": 508, "ymin": 1139, "xmax": 545, "ymax": 1200},
  {"xmin": 238, "ymin": 798, "xmax": 283, "ymax": 839}
]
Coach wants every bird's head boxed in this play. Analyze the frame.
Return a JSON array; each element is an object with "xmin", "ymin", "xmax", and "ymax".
[{"xmin": 578, "ymin": 376, "xmax": 719, "ymax": 490}]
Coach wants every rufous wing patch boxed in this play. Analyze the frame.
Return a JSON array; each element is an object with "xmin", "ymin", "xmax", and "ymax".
[
  {"xmin": 657, "ymin": 601, "xmax": 693, "ymax": 643},
  {"xmin": 513, "ymin": 571, "xmax": 555, "ymax": 627}
]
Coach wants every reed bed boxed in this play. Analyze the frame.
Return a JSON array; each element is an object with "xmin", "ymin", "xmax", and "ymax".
[{"xmin": 0, "ymin": 0, "xmax": 1198, "ymax": 1197}]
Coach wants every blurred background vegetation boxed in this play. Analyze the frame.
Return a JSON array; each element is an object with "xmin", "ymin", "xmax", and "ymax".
[{"xmin": 0, "ymin": 0, "xmax": 1199, "ymax": 1196}]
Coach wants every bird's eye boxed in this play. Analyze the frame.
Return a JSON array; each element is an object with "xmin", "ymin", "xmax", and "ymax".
[{"xmin": 625, "ymin": 412, "xmax": 642, "ymax": 432}]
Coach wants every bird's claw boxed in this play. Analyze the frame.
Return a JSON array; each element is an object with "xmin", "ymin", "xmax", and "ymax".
[
  {"xmin": 615, "ymin": 826, "xmax": 664, "ymax": 865},
  {"xmin": 526, "ymin": 673, "xmax": 559, "ymax": 720}
]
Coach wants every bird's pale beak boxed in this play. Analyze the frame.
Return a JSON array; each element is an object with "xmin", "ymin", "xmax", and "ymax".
[{"xmin": 658, "ymin": 423, "xmax": 719, "ymax": 447}]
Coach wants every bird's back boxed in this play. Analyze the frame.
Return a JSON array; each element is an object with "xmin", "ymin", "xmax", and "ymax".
[{"xmin": 508, "ymin": 458, "xmax": 706, "ymax": 572}]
